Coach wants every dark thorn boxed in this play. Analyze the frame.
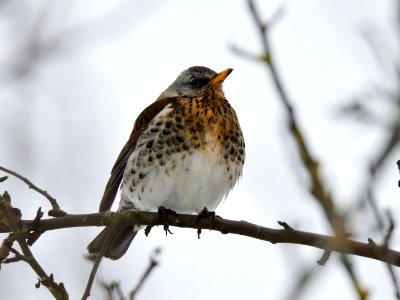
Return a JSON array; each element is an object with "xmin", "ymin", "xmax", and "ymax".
[
  {"xmin": 144, "ymin": 225, "xmax": 153, "ymax": 237},
  {"xmin": 277, "ymin": 221, "xmax": 293, "ymax": 230},
  {"xmin": 368, "ymin": 238, "xmax": 377, "ymax": 246},
  {"xmin": 0, "ymin": 176, "xmax": 8, "ymax": 182},
  {"xmin": 35, "ymin": 280, "xmax": 41, "ymax": 289},
  {"xmin": 197, "ymin": 228, "xmax": 202, "ymax": 239},
  {"xmin": 317, "ymin": 250, "xmax": 331, "ymax": 266},
  {"xmin": 31, "ymin": 207, "xmax": 44, "ymax": 230},
  {"xmin": 48, "ymin": 209, "xmax": 67, "ymax": 217}
]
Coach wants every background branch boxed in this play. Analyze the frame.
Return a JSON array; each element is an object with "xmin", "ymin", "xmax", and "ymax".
[{"xmin": 235, "ymin": 0, "xmax": 367, "ymax": 298}]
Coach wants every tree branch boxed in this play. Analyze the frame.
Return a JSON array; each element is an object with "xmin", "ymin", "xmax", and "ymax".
[
  {"xmin": 2, "ymin": 210, "xmax": 400, "ymax": 267},
  {"xmin": 0, "ymin": 192, "xmax": 68, "ymax": 300},
  {"xmin": 236, "ymin": 1, "xmax": 366, "ymax": 298}
]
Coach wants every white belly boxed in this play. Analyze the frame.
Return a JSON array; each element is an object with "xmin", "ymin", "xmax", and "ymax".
[{"xmin": 119, "ymin": 148, "xmax": 240, "ymax": 214}]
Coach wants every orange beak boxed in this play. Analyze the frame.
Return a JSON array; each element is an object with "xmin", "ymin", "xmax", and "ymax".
[{"xmin": 210, "ymin": 68, "xmax": 233, "ymax": 85}]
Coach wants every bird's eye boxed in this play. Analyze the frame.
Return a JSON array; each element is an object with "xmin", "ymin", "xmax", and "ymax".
[{"xmin": 189, "ymin": 77, "xmax": 207, "ymax": 88}]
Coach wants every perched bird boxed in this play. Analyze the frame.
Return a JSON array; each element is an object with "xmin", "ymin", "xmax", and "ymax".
[{"xmin": 87, "ymin": 66, "xmax": 245, "ymax": 259}]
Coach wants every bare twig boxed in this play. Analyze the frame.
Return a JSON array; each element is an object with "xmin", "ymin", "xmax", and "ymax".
[
  {"xmin": 129, "ymin": 247, "xmax": 161, "ymax": 300},
  {"xmin": 383, "ymin": 211, "xmax": 395, "ymax": 248},
  {"xmin": 354, "ymin": 125, "xmax": 400, "ymax": 231},
  {"xmin": 0, "ymin": 165, "xmax": 66, "ymax": 216},
  {"xmin": 0, "ymin": 192, "xmax": 68, "ymax": 299},
  {"xmin": 387, "ymin": 265, "xmax": 400, "ymax": 300},
  {"xmin": 239, "ymin": 1, "xmax": 366, "ymax": 298},
  {"xmin": 383, "ymin": 211, "xmax": 400, "ymax": 300},
  {"xmin": 97, "ymin": 247, "xmax": 161, "ymax": 300},
  {"xmin": 3, "ymin": 246, "xmax": 25, "ymax": 264},
  {"xmin": 82, "ymin": 229, "xmax": 116, "ymax": 300},
  {"xmin": 246, "ymin": 0, "xmax": 345, "ymax": 236},
  {"xmin": 285, "ymin": 265, "xmax": 320, "ymax": 300},
  {"xmin": 99, "ymin": 280, "xmax": 126, "ymax": 300}
]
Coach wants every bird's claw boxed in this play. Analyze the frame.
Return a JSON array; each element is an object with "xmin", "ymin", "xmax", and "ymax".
[
  {"xmin": 196, "ymin": 207, "xmax": 217, "ymax": 238},
  {"xmin": 157, "ymin": 206, "xmax": 176, "ymax": 236},
  {"xmin": 197, "ymin": 207, "xmax": 216, "ymax": 224}
]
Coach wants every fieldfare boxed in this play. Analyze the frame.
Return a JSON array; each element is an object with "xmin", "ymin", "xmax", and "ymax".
[{"xmin": 87, "ymin": 66, "xmax": 245, "ymax": 259}]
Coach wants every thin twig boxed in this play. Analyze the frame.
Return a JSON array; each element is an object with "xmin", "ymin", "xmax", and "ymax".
[
  {"xmin": 354, "ymin": 126, "xmax": 400, "ymax": 231},
  {"xmin": 246, "ymin": 0, "xmax": 345, "ymax": 235},
  {"xmin": 129, "ymin": 247, "xmax": 161, "ymax": 300},
  {"xmin": 383, "ymin": 211, "xmax": 400, "ymax": 300},
  {"xmin": 0, "ymin": 192, "xmax": 68, "ymax": 299},
  {"xmin": 285, "ymin": 265, "xmax": 320, "ymax": 300},
  {"xmin": 0, "ymin": 165, "xmax": 66, "ymax": 216},
  {"xmin": 99, "ymin": 280, "xmax": 126, "ymax": 300},
  {"xmin": 82, "ymin": 229, "xmax": 116, "ymax": 300},
  {"xmin": 242, "ymin": 1, "xmax": 366, "ymax": 298}
]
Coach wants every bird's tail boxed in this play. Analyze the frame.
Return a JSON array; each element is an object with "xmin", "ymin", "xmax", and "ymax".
[{"xmin": 87, "ymin": 226, "xmax": 138, "ymax": 260}]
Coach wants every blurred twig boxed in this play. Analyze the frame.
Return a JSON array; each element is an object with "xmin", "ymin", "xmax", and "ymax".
[
  {"xmin": 244, "ymin": 0, "xmax": 345, "ymax": 238},
  {"xmin": 341, "ymin": 1, "xmax": 400, "ymax": 232},
  {"xmin": 338, "ymin": 3, "xmax": 400, "ymax": 297},
  {"xmin": 82, "ymin": 229, "xmax": 116, "ymax": 300},
  {"xmin": 383, "ymin": 211, "xmax": 400, "ymax": 300},
  {"xmin": 129, "ymin": 247, "xmax": 161, "ymax": 300},
  {"xmin": 234, "ymin": 0, "xmax": 367, "ymax": 298},
  {"xmin": 284, "ymin": 265, "xmax": 319, "ymax": 300},
  {"xmin": 97, "ymin": 247, "xmax": 161, "ymax": 300},
  {"xmin": 99, "ymin": 280, "xmax": 126, "ymax": 300}
]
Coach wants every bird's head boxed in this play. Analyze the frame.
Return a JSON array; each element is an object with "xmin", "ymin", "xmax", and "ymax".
[{"xmin": 157, "ymin": 66, "xmax": 233, "ymax": 100}]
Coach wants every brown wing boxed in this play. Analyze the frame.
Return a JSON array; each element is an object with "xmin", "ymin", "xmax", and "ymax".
[{"xmin": 99, "ymin": 97, "xmax": 176, "ymax": 212}]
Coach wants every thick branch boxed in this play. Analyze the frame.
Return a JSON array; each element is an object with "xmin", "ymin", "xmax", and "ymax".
[{"xmin": 2, "ymin": 211, "xmax": 399, "ymax": 267}]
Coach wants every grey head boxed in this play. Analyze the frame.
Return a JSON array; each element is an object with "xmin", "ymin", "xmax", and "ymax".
[{"xmin": 157, "ymin": 66, "xmax": 232, "ymax": 100}]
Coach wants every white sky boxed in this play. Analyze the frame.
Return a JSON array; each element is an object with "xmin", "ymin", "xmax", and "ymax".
[{"xmin": 1, "ymin": 0, "xmax": 400, "ymax": 299}]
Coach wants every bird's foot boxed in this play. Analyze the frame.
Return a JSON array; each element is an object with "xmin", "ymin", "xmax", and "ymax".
[
  {"xmin": 197, "ymin": 207, "xmax": 216, "ymax": 223},
  {"xmin": 196, "ymin": 207, "xmax": 217, "ymax": 239},
  {"xmin": 157, "ymin": 206, "xmax": 176, "ymax": 236}
]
